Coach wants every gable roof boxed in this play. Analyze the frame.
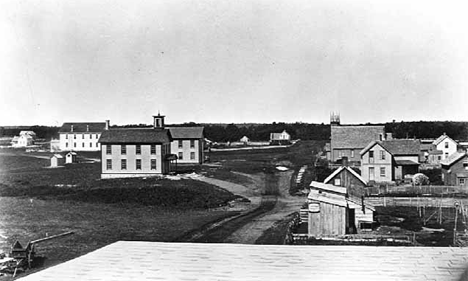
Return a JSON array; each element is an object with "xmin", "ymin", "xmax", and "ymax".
[
  {"xmin": 433, "ymin": 133, "xmax": 456, "ymax": 146},
  {"xmin": 323, "ymin": 166, "xmax": 367, "ymax": 186},
  {"xmin": 331, "ymin": 125, "xmax": 385, "ymax": 149},
  {"xmin": 166, "ymin": 127, "xmax": 204, "ymax": 139},
  {"xmin": 98, "ymin": 128, "xmax": 172, "ymax": 144},
  {"xmin": 360, "ymin": 139, "xmax": 420, "ymax": 156},
  {"xmin": 59, "ymin": 122, "xmax": 107, "ymax": 133},
  {"xmin": 440, "ymin": 151, "xmax": 467, "ymax": 166},
  {"xmin": 270, "ymin": 130, "xmax": 290, "ymax": 140}
]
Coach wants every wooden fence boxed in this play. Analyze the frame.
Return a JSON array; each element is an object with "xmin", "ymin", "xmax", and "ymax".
[{"xmin": 366, "ymin": 185, "xmax": 468, "ymax": 196}]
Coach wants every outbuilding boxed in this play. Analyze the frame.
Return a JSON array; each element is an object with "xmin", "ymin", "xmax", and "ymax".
[
  {"xmin": 66, "ymin": 152, "xmax": 77, "ymax": 164},
  {"xmin": 50, "ymin": 154, "xmax": 64, "ymax": 167}
]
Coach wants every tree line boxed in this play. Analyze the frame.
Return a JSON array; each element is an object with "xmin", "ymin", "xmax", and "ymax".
[{"xmin": 1, "ymin": 121, "xmax": 467, "ymax": 142}]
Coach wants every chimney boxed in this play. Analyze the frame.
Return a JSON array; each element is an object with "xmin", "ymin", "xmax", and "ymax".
[
  {"xmin": 105, "ymin": 120, "xmax": 110, "ymax": 130},
  {"xmin": 342, "ymin": 156, "xmax": 349, "ymax": 167},
  {"xmin": 153, "ymin": 113, "xmax": 165, "ymax": 129},
  {"xmin": 70, "ymin": 125, "xmax": 74, "ymax": 132},
  {"xmin": 386, "ymin": 133, "xmax": 393, "ymax": 140},
  {"xmin": 86, "ymin": 125, "xmax": 89, "ymax": 132}
]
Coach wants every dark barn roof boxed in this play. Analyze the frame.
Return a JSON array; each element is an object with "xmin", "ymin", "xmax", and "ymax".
[
  {"xmin": 381, "ymin": 139, "xmax": 421, "ymax": 156},
  {"xmin": 59, "ymin": 122, "xmax": 107, "ymax": 133},
  {"xmin": 167, "ymin": 127, "xmax": 204, "ymax": 139},
  {"xmin": 331, "ymin": 125, "xmax": 385, "ymax": 149},
  {"xmin": 98, "ymin": 129, "xmax": 172, "ymax": 144}
]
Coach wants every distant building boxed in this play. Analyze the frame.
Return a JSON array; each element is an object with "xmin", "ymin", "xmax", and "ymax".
[
  {"xmin": 433, "ymin": 133, "xmax": 458, "ymax": 160},
  {"xmin": 50, "ymin": 139, "xmax": 60, "ymax": 152},
  {"xmin": 240, "ymin": 136, "xmax": 250, "ymax": 144},
  {"xmin": 19, "ymin": 131, "xmax": 37, "ymax": 138},
  {"xmin": 360, "ymin": 139, "xmax": 420, "ymax": 184},
  {"xmin": 58, "ymin": 122, "xmax": 107, "ymax": 151},
  {"xmin": 328, "ymin": 114, "xmax": 386, "ymax": 164},
  {"xmin": 323, "ymin": 162, "xmax": 367, "ymax": 191},
  {"xmin": 270, "ymin": 130, "xmax": 290, "ymax": 145},
  {"xmin": 12, "ymin": 134, "xmax": 34, "ymax": 147},
  {"xmin": 98, "ymin": 115, "xmax": 173, "ymax": 179},
  {"xmin": 441, "ymin": 152, "xmax": 468, "ymax": 186},
  {"xmin": 167, "ymin": 126, "xmax": 204, "ymax": 164}
]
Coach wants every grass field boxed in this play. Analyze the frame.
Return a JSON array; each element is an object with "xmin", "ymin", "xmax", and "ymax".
[{"xmin": 0, "ymin": 150, "xmax": 239, "ymax": 276}]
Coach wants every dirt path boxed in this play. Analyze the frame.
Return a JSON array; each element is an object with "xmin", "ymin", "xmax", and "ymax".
[
  {"xmin": 225, "ymin": 170, "xmax": 305, "ymax": 244},
  {"xmin": 183, "ymin": 170, "xmax": 306, "ymax": 244}
]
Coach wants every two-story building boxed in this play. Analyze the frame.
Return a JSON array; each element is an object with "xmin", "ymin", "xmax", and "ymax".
[
  {"xmin": 433, "ymin": 133, "xmax": 458, "ymax": 160},
  {"xmin": 327, "ymin": 114, "xmax": 387, "ymax": 164},
  {"xmin": 98, "ymin": 115, "xmax": 173, "ymax": 179},
  {"xmin": 441, "ymin": 152, "xmax": 468, "ymax": 186},
  {"xmin": 270, "ymin": 130, "xmax": 291, "ymax": 145},
  {"xmin": 360, "ymin": 139, "xmax": 420, "ymax": 184},
  {"xmin": 59, "ymin": 122, "xmax": 107, "ymax": 151},
  {"xmin": 167, "ymin": 126, "xmax": 204, "ymax": 164}
]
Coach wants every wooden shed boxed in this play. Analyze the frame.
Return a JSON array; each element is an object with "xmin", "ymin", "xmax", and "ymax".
[
  {"xmin": 66, "ymin": 152, "xmax": 77, "ymax": 164},
  {"xmin": 308, "ymin": 181, "xmax": 374, "ymax": 237},
  {"xmin": 50, "ymin": 154, "xmax": 64, "ymax": 167}
]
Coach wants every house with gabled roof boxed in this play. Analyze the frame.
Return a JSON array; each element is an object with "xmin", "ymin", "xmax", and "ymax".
[
  {"xmin": 59, "ymin": 122, "xmax": 107, "ymax": 151},
  {"xmin": 360, "ymin": 139, "xmax": 421, "ymax": 184},
  {"xmin": 270, "ymin": 130, "xmax": 291, "ymax": 145},
  {"xmin": 433, "ymin": 133, "xmax": 458, "ymax": 160},
  {"xmin": 98, "ymin": 115, "xmax": 173, "ymax": 179},
  {"xmin": 323, "ymin": 163, "xmax": 367, "ymax": 194},
  {"xmin": 328, "ymin": 114, "xmax": 386, "ymax": 164},
  {"xmin": 441, "ymin": 152, "xmax": 468, "ymax": 186},
  {"xmin": 167, "ymin": 126, "xmax": 204, "ymax": 164}
]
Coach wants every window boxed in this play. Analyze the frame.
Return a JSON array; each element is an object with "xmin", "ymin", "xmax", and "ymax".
[
  {"xmin": 121, "ymin": 145, "xmax": 126, "ymax": 155},
  {"xmin": 82, "ymin": 134, "xmax": 85, "ymax": 139},
  {"xmin": 136, "ymin": 145, "xmax": 141, "ymax": 155},
  {"xmin": 369, "ymin": 151, "xmax": 374, "ymax": 158},
  {"xmin": 190, "ymin": 152, "xmax": 195, "ymax": 160},
  {"xmin": 82, "ymin": 143, "xmax": 84, "ymax": 148},
  {"xmin": 89, "ymin": 142, "xmax": 92, "ymax": 147},
  {"xmin": 66, "ymin": 143, "xmax": 68, "ymax": 148},
  {"xmin": 380, "ymin": 167, "xmax": 386, "ymax": 177},
  {"xmin": 380, "ymin": 151, "xmax": 385, "ymax": 160},
  {"xmin": 178, "ymin": 140, "xmax": 183, "ymax": 148},
  {"xmin": 178, "ymin": 152, "xmax": 183, "ymax": 160},
  {"xmin": 351, "ymin": 150, "xmax": 354, "ymax": 158},
  {"xmin": 66, "ymin": 134, "xmax": 68, "ymax": 139},
  {"xmin": 438, "ymin": 156, "xmax": 441, "ymax": 160},
  {"xmin": 334, "ymin": 178, "xmax": 341, "ymax": 186},
  {"xmin": 106, "ymin": 159, "xmax": 112, "ymax": 170},
  {"xmin": 459, "ymin": 178, "xmax": 467, "ymax": 185},
  {"xmin": 95, "ymin": 134, "xmax": 98, "ymax": 139},
  {"xmin": 445, "ymin": 142, "xmax": 449, "ymax": 148},
  {"xmin": 151, "ymin": 144, "xmax": 156, "ymax": 155},
  {"xmin": 74, "ymin": 134, "xmax": 76, "ymax": 139},
  {"xmin": 74, "ymin": 143, "xmax": 76, "ymax": 148},
  {"xmin": 151, "ymin": 159, "xmax": 157, "ymax": 170},
  {"xmin": 121, "ymin": 159, "xmax": 127, "ymax": 170},
  {"xmin": 136, "ymin": 159, "xmax": 141, "ymax": 170},
  {"xmin": 96, "ymin": 143, "xmax": 99, "ymax": 148},
  {"xmin": 190, "ymin": 140, "xmax": 195, "ymax": 148},
  {"xmin": 106, "ymin": 145, "xmax": 111, "ymax": 155},
  {"xmin": 445, "ymin": 152, "xmax": 449, "ymax": 158}
]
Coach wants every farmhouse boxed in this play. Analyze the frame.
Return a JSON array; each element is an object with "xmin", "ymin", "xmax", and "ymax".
[
  {"xmin": 308, "ymin": 181, "xmax": 374, "ymax": 236},
  {"xmin": 433, "ymin": 133, "xmax": 458, "ymax": 160},
  {"xmin": 327, "ymin": 114, "xmax": 386, "ymax": 164},
  {"xmin": 58, "ymin": 122, "xmax": 107, "ymax": 151},
  {"xmin": 270, "ymin": 130, "xmax": 290, "ymax": 145},
  {"xmin": 167, "ymin": 126, "xmax": 204, "ymax": 164},
  {"xmin": 441, "ymin": 152, "xmax": 468, "ymax": 186},
  {"xmin": 240, "ymin": 136, "xmax": 250, "ymax": 144},
  {"xmin": 11, "ymin": 134, "xmax": 34, "ymax": 147},
  {"xmin": 360, "ymin": 139, "xmax": 421, "ymax": 184},
  {"xmin": 98, "ymin": 115, "xmax": 173, "ymax": 179}
]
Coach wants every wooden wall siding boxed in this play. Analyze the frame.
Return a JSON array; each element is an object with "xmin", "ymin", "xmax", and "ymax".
[
  {"xmin": 442, "ymin": 157, "xmax": 468, "ymax": 186},
  {"xmin": 308, "ymin": 203, "xmax": 346, "ymax": 237},
  {"xmin": 330, "ymin": 169, "xmax": 366, "ymax": 198}
]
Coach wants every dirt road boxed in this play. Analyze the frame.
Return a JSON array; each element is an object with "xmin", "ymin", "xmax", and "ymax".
[{"xmin": 179, "ymin": 170, "xmax": 306, "ymax": 244}]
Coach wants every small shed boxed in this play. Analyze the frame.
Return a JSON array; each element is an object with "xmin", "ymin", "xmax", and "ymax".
[
  {"xmin": 50, "ymin": 154, "xmax": 64, "ymax": 167},
  {"xmin": 308, "ymin": 181, "xmax": 374, "ymax": 237},
  {"xmin": 66, "ymin": 152, "xmax": 77, "ymax": 164}
]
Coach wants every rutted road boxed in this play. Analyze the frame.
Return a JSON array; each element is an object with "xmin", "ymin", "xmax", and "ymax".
[{"xmin": 175, "ymin": 170, "xmax": 305, "ymax": 244}]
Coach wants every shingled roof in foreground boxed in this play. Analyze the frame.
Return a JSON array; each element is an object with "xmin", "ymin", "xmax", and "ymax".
[{"xmin": 18, "ymin": 241, "xmax": 468, "ymax": 281}]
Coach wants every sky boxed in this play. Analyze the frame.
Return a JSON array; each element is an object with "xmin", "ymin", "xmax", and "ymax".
[{"xmin": 1, "ymin": 0, "xmax": 468, "ymax": 126}]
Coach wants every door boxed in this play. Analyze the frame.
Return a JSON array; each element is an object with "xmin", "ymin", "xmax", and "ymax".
[
  {"xmin": 347, "ymin": 208, "xmax": 356, "ymax": 234},
  {"xmin": 369, "ymin": 167, "xmax": 375, "ymax": 181}
]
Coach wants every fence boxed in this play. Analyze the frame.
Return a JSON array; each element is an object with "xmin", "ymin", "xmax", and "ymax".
[{"xmin": 366, "ymin": 185, "xmax": 468, "ymax": 197}]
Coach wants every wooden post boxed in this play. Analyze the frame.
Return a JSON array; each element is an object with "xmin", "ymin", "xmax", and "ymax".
[{"xmin": 454, "ymin": 205, "xmax": 459, "ymax": 246}]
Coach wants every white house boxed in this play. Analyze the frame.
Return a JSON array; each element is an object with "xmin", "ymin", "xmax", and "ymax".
[
  {"xmin": 12, "ymin": 135, "xmax": 34, "ymax": 147},
  {"xmin": 433, "ymin": 133, "xmax": 458, "ymax": 160},
  {"xmin": 270, "ymin": 130, "xmax": 291, "ymax": 145},
  {"xmin": 167, "ymin": 125, "xmax": 205, "ymax": 164},
  {"xmin": 240, "ymin": 136, "xmax": 250, "ymax": 144},
  {"xmin": 58, "ymin": 122, "xmax": 107, "ymax": 151}
]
